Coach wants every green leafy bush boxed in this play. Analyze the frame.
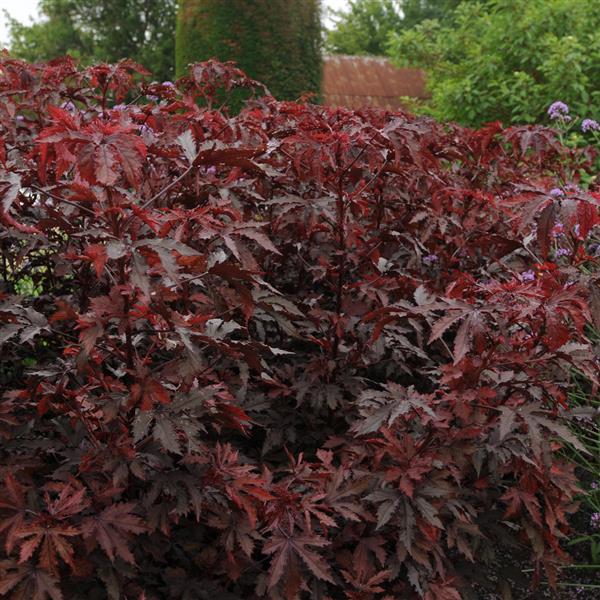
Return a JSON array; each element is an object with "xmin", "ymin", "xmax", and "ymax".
[{"xmin": 388, "ymin": 0, "xmax": 600, "ymax": 127}]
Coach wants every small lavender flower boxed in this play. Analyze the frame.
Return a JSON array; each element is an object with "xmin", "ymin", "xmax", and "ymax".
[
  {"xmin": 139, "ymin": 123, "xmax": 153, "ymax": 135},
  {"xmin": 581, "ymin": 118, "xmax": 600, "ymax": 133},
  {"xmin": 551, "ymin": 221, "xmax": 565, "ymax": 238},
  {"xmin": 555, "ymin": 248, "xmax": 571, "ymax": 257},
  {"xmin": 548, "ymin": 101, "xmax": 569, "ymax": 120},
  {"xmin": 590, "ymin": 482, "xmax": 598, "ymax": 490},
  {"xmin": 16, "ymin": 115, "xmax": 24, "ymax": 122},
  {"xmin": 591, "ymin": 512, "xmax": 600, "ymax": 529},
  {"xmin": 162, "ymin": 81, "xmax": 175, "ymax": 88},
  {"xmin": 549, "ymin": 188, "xmax": 564, "ymax": 197},
  {"xmin": 60, "ymin": 100, "xmax": 76, "ymax": 112},
  {"xmin": 113, "ymin": 104, "xmax": 128, "ymax": 111},
  {"xmin": 521, "ymin": 270, "xmax": 536, "ymax": 282},
  {"xmin": 422, "ymin": 254, "xmax": 439, "ymax": 264},
  {"xmin": 573, "ymin": 223, "xmax": 580, "ymax": 236},
  {"xmin": 146, "ymin": 94, "xmax": 159, "ymax": 101}
]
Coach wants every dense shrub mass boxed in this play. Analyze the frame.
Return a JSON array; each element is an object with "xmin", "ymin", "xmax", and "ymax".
[{"xmin": 0, "ymin": 58, "xmax": 599, "ymax": 599}]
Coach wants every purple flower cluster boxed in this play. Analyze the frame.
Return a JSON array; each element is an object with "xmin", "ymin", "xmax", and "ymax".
[
  {"xmin": 422, "ymin": 254, "xmax": 439, "ymax": 264},
  {"xmin": 549, "ymin": 188, "xmax": 564, "ymax": 197},
  {"xmin": 552, "ymin": 222, "xmax": 565, "ymax": 238},
  {"xmin": 555, "ymin": 248, "xmax": 571, "ymax": 257},
  {"xmin": 548, "ymin": 101, "xmax": 570, "ymax": 120},
  {"xmin": 521, "ymin": 270, "xmax": 536, "ymax": 282},
  {"xmin": 591, "ymin": 512, "xmax": 600, "ymax": 530},
  {"xmin": 60, "ymin": 100, "xmax": 76, "ymax": 112},
  {"xmin": 581, "ymin": 118, "xmax": 600, "ymax": 133}
]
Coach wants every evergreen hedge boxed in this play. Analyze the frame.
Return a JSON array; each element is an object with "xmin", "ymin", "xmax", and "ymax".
[{"xmin": 176, "ymin": 0, "xmax": 322, "ymax": 103}]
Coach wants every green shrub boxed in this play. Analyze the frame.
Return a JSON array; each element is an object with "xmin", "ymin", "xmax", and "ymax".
[{"xmin": 388, "ymin": 0, "xmax": 600, "ymax": 127}]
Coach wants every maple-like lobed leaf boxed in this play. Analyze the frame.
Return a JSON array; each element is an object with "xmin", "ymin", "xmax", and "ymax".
[
  {"xmin": 0, "ymin": 561, "xmax": 63, "ymax": 600},
  {"xmin": 264, "ymin": 532, "xmax": 335, "ymax": 589},
  {"xmin": 81, "ymin": 503, "xmax": 146, "ymax": 565}
]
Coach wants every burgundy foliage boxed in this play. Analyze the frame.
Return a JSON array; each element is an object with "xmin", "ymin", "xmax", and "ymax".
[{"xmin": 0, "ymin": 56, "xmax": 599, "ymax": 599}]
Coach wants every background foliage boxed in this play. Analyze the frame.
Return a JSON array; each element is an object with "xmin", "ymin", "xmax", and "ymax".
[
  {"xmin": 388, "ymin": 0, "xmax": 600, "ymax": 127},
  {"xmin": 0, "ymin": 57, "xmax": 599, "ymax": 599},
  {"xmin": 325, "ymin": 0, "xmax": 403, "ymax": 56},
  {"xmin": 176, "ymin": 0, "xmax": 322, "ymax": 103},
  {"xmin": 325, "ymin": 0, "xmax": 464, "ymax": 56},
  {"xmin": 4, "ymin": 0, "xmax": 177, "ymax": 81}
]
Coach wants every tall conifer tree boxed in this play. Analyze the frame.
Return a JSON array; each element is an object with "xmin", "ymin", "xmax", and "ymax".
[{"xmin": 176, "ymin": 0, "xmax": 322, "ymax": 101}]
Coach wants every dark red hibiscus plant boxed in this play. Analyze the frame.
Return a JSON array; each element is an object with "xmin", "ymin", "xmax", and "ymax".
[{"xmin": 0, "ymin": 56, "xmax": 599, "ymax": 600}]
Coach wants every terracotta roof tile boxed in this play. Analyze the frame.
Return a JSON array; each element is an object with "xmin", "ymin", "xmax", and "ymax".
[{"xmin": 322, "ymin": 55, "xmax": 428, "ymax": 111}]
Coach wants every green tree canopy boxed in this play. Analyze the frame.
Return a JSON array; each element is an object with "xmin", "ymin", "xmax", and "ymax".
[
  {"xmin": 4, "ymin": 0, "xmax": 176, "ymax": 81},
  {"xmin": 325, "ymin": 0, "xmax": 464, "ymax": 56},
  {"xmin": 176, "ymin": 0, "xmax": 322, "ymax": 102},
  {"xmin": 388, "ymin": 0, "xmax": 600, "ymax": 126},
  {"xmin": 325, "ymin": 0, "xmax": 403, "ymax": 56},
  {"xmin": 399, "ymin": 0, "xmax": 467, "ymax": 29}
]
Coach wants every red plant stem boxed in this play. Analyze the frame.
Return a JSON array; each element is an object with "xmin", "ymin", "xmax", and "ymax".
[
  {"xmin": 29, "ymin": 184, "xmax": 96, "ymax": 217},
  {"xmin": 332, "ymin": 173, "xmax": 346, "ymax": 360},
  {"xmin": 130, "ymin": 122, "xmax": 232, "ymax": 219},
  {"xmin": 108, "ymin": 189, "xmax": 135, "ymax": 372},
  {"xmin": 119, "ymin": 260, "xmax": 134, "ymax": 372}
]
